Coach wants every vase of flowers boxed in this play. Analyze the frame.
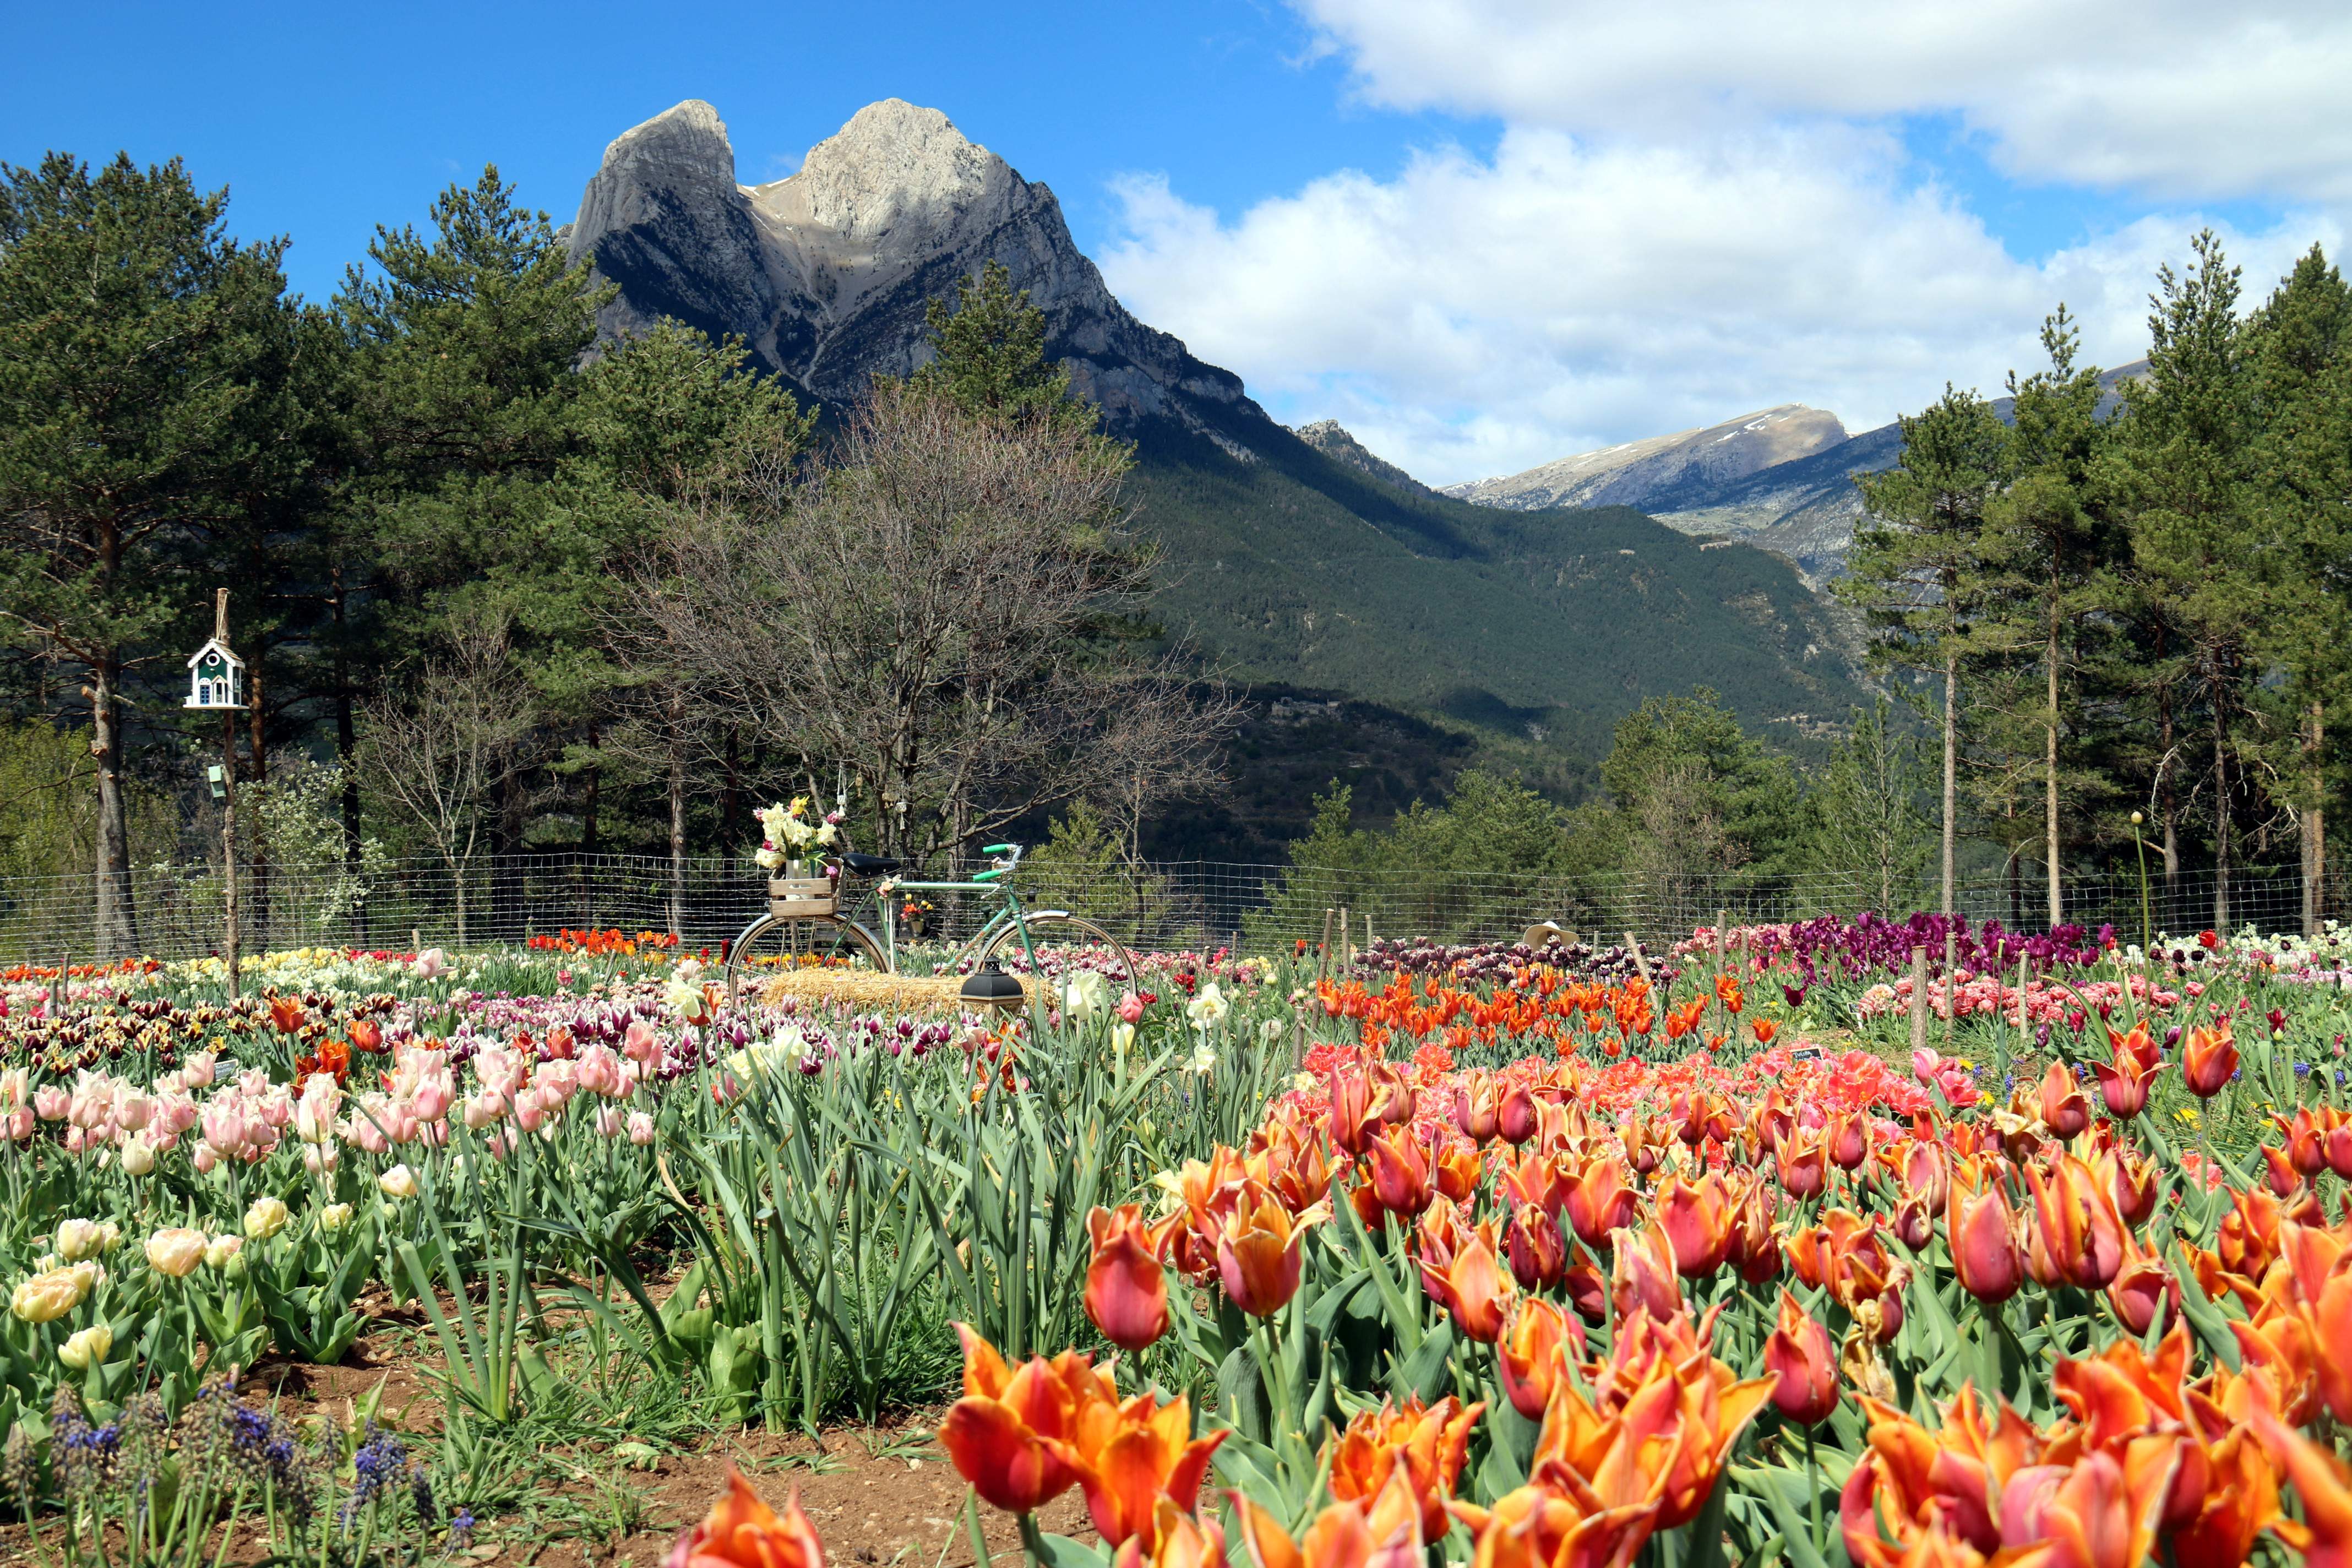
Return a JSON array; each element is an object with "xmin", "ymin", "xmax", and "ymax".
[
  {"xmin": 755, "ymin": 798, "xmax": 843, "ymax": 917},
  {"xmin": 901, "ymin": 897, "xmax": 937, "ymax": 940}
]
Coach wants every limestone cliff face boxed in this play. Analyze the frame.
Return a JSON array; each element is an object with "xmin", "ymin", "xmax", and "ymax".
[
  {"xmin": 567, "ymin": 99, "xmax": 1265, "ymax": 444},
  {"xmin": 1292, "ymin": 420, "xmax": 1434, "ymax": 497}
]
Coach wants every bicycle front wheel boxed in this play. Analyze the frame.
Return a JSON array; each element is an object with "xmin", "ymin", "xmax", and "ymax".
[
  {"xmin": 726, "ymin": 912, "xmax": 891, "ymax": 1005},
  {"xmin": 978, "ymin": 911, "xmax": 1141, "ymax": 993}
]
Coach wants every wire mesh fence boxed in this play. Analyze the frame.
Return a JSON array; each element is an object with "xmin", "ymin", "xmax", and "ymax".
[{"xmin": 0, "ymin": 849, "xmax": 2331, "ymax": 965}]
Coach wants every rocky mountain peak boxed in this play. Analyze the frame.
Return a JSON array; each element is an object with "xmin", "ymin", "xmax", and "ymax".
[
  {"xmin": 1294, "ymin": 420, "xmax": 1433, "ymax": 497},
  {"xmin": 567, "ymin": 97, "xmax": 1262, "ymax": 441}
]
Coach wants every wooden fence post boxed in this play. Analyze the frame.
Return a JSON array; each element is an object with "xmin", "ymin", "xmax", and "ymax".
[{"xmin": 1909, "ymin": 944, "xmax": 1930, "ymax": 1057}]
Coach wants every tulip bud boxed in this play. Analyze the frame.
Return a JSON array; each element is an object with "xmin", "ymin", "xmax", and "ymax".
[
  {"xmin": 1496, "ymin": 1298, "xmax": 1576, "ymax": 1418},
  {"xmin": 2038, "ymin": 1063, "xmax": 2089, "ymax": 1138},
  {"xmin": 1084, "ymin": 1205, "xmax": 1169, "ymax": 1352},
  {"xmin": 1763, "ymin": 1291, "xmax": 1839, "ymax": 1424},
  {"xmin": 378, "ymin": 1163, "xmax": 419, "ymax": 1199},
  {"xmin": 1496, "ymin": 1084, "xmax": 1538, "ymax": 1146},
  {"xmin": 1946, "ymin": 1185, "xmax": 2024, "ymax": 1303},
  {"xmin": 55, "ymin": 1218, "xmax": 104, "ymax": 1262},
  {"xmin": 244, "ymin": 1196, "xmax": 291, "ymax": 1241},
  {"xmin": 318, "ymin": 1202, "xmax": 354, "ymax": 1232},
  {"xmin": 204, "ymin": 1234, "xmax": 243, "ymax": 1270}
]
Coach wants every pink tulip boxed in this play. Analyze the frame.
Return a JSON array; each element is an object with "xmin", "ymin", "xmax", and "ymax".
[
  {"xmin": 462, "ymin": 1092, "xmax": 501, "ymax": 1131},
  {"xmin": 63, "ymin": 1126, "xmax": 86, "ymax": 1154},
  {"xmin": 192, "ymin": 1142, "xmax": 218, "ymax": 1174},
  {"xmin": 32, "ymin": 1087, "xmax": 67, "ymax": 1121},
  {"xmin": 180, "ymin": 1052, "xmax": 216, "ymax": 1088},
  {"xmin": 514, "ymin": 1095, "xmax": 546, "ymax": 1133},
  {"xmin": 2, "ymin": 1108, "xmax": 32, "ymax": 1141},
  {"xmin": 595, "ymin": 1106, "xmax": 624, "ymax": 1138},
  {"xmin": 622, "ymin": 1019, "xmax": 658, "ymax": 1063},
  {"xmin": 627, "ymin": 1112, "xmax": 656, "ymax": 1145},
  {"xmin": 1118, "ymin": 991, "xmax": 1147, "ymax": 1025},
  {"xmin": 411, "ymin": 1076, "xmax": 454, "ymax": 1123},
  {"xmin": 0, "ymin": 1067, "xmax": 27, "ymax": 1108},
  {"xmin": 202, "ymin": 1102, "xmax": 245, "ymax": 1155}
]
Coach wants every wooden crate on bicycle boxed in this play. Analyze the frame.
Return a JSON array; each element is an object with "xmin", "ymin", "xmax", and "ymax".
[{"xmin": 767, "ymin": 875, "xmax": 836, "ymax": 918}]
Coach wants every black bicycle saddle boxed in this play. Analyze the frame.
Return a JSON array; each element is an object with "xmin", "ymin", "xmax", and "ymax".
[{"xmin": 840, "ymin": 852, "xmax": 903, "ymax": 876}]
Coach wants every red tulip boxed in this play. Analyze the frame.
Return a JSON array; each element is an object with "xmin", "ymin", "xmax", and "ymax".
[
  {"xmin": 1654, "ymin": 1172, "xmax": 1736, "ymax": 1278},
  {"xmin": 1367, "ymin": 1126, "xmax": 1435, "ymax": 1216},
  {"xmin": 1946, "ymin": 1184, "xmax": 2026, "ymax": 1304},
  {"xmin": 1776, "ymin": 1130, "xmax": 1827, "ymax": 1199},
  {"xmin": 1453, "ymin": 1074, "xmax": 1500, "ymax": 1142},
  {"xmin": 937, "ymin": 1325, "xmax": 1101, "ymax": 1513},
  {"xmin": 1505, "ymin": 1202, "xmax": 1566, "ymax": 1290},
  {"xmin": 1825, "ymin": 1115, "xmax": 1869, "ymax": 1171},
  {"xmin": 1328, "ymin": 1068, "xmax": 1376, "ymax": 1157},
  {"xmin": 1762, "ymin": 1291, "xmax": 1839, "ymax": 1425},
  {"xmin": 1497, "ymin": 1084, "xmax": 1539, "ymax": 1146},
  {"xmin": 1085, "ymin": 1205, "xmax": 1169, "ymax": 1353}
]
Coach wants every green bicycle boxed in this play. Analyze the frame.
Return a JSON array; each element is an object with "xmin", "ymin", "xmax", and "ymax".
[{"xmin": 723, "ymin": 842, "xmax": 1139, "ymax": 1004}]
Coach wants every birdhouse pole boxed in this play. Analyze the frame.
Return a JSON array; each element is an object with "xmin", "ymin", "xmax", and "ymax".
[{"xmin": 212, "ymin": 591, "xmax": 241, "ymax": 1000}]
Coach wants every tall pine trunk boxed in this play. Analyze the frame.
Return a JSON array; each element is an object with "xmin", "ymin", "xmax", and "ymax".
[
  {"xmin": 667, "ymin": 690, "xmax": 687, "ymax": 941},
  {"xmin": 2212, "ymin": 686, "xmax": 2231, "ymax": 932},
  {"xmin": 330, "ymin": 564, "xmax": 366, "ymax": 944},
  {"xmin": 1941, "ymin": 648, "xmax": 1958, "ymax": 916},
  {"xmin": 2045, "ymin": 586, "xmax": 2062, "ymax": 927},
  {"xmin": 2305, "ymin": 701, "xmax": 2327, "ymax": 935},
  {"xmin": 89, "ymin": 655, "xmax": 138, "ymax": 958}
]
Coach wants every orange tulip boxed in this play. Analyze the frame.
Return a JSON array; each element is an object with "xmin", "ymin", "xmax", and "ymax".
[
  {"xmin": 1229, "ymin": 1470, "xmax": 1422, "ymax": 1568},
  {"xmin": 938, "ymin": 1325, "xmax": 1104, "ymax": 1513},
  {"xmin": 1420, "ymin": 1222, "xmax": 1515, "ymax": 1343},
  {"xmin": 1899, "ymin": 1140, "xmax": 1950, "ymax": 1213},
  {"xmin": 1498, "ymin": 1148, "xmax": 1570, "ymax": 1220},
  {"xmin": 1217, "ymin": 1183, "xmax": 1320, "ymax": 1317},
  {"xmin": 1762, "ymin": 1290, "xmax": 1838, "ymax": 1425},
  {"xmin": 1609, "ymin": 1221, "xmax": 1686, "ymax": 1325},
  {"xmin": 2322, "ymin": 1107, "xmax": 2352, "ymax": 1180},
  {"xmin": 2026, "ymin": 1155, "xmax": 2126, "ymax": 1291},
  {"xmin": 1496, "ymin": 1298, "xmax": 1578, "ymax": 1420},
  {"xmin": 1449, "ymin": 1481, "xmax": 1660, "ymax": 1568},
  {"xmin": 2252, "ymin": 1408, "xmax": 2352, "ymax": 1568},
  {"xmin": 1654, "ymin": 1172, "xmax": 1736, "ymax": 1278},
  {"xmin": 1562, "ymin": 1155, "xmax": 1641, "ymax": 1249},
  {"xmin": 1111, "ymin": 1498, "xmax": 1227, "ymax": 1568},
  {"xmin": 2089, "ymin": 1029, "xmax": 2161, "ymax": 1118},
  {"xmin": 2103, "ymin": 1228, "xmax": 2174, "ymax": 1338},
  {"xmin": 1326, "ymin": 1397, "xmax": 1482, "ymax": 1540},
  {"xmin": 1726, "ymin": 1177, "xmax": 1782, "ymax": 1285},
  {"xmin": 1751, "ymin": 1018, "xmax": 1779, "ymax": 1045},
  {"xmin": 1086, "ymin": 1205, "xmax": 1169, "ymax": 1353},
  {"xmin": 2038, "ymin": 1062, "xmax": 2090, "ymax": 1138},
  {"xmin": 1825, "ymin": 1114, "xmax": 1869, "ymax": 1171},
  {"xmin": 1497, "ymin": 1083, "xmax": 1539, "ymax": 1145},
  {"xmin": 2180, "ymin": 1017, "xmax": 2237, "ymax": 1098},
  {"xmin": 1433, "ymin": 1142, "xmax": 1483, "ymax": 1205},
  {"xmin": 1073, "ymin": 1390, "xmax": 1227, "ymax": 1550},
  {"xmin": 2278, "ymin": 1108, "xmax": 2328, "ymax": 1177},
  {"xmin": 2218, "ymin": 1184, "xmax": 2285, "ymax": 1280},
  {"xmin": 664, "ymin": 1467, "xmax": 826, "ymax": 1568},
  {"xmin": 1947, "ymin": 1185, "xmax": 2026, "ymax": 1304}
]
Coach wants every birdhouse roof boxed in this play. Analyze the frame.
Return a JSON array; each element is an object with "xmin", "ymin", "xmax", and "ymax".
[{"xmin": 185, "ymin": 638, "xmax": 243, "ymax": 670}]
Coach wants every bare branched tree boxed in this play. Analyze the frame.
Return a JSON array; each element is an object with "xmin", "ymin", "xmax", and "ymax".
[
  {"xmin": 635, "ymin": 380, "xmax": 1234, "ymax": 861},
  {"xmin": 356, "ymin": 614, "xmax": 536, "ymax": 943}
]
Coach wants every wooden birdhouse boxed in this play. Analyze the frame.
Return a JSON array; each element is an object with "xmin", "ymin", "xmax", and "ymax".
[{"xmin": 184, "ymin": 591, "xmax": 245, "ymax": 710}]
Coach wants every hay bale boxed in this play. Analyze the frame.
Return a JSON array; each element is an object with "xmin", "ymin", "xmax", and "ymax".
[{"xmin": 756, "ymin": 967, "xmax": 970, "ymax": 1014}]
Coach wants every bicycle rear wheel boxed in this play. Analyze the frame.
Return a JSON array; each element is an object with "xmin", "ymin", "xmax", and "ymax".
[
  {"xmin": 978, "ymin": 911, "xmax": 1141, "ymax": 993},
  {"xmin": 726, "ymin": 912, "xmax": 891, "ymax": 1005}
]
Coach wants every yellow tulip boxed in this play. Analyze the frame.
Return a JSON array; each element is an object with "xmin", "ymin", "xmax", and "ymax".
[{"xmin": 57, "ymin": 1324, "xmax": 112, "ymax": 1369}]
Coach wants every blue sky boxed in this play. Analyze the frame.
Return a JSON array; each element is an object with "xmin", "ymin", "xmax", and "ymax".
[{"xmin": 7, "ymin": 2, "xmax": 2345, "ymax": 483}]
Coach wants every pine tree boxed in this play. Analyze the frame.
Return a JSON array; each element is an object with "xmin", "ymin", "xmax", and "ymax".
[
  {"xmin": 2101, "ymin": 231, "xmax": 2260, "ymax": 928},
  {"xmin": 0, "ymin": 153, "xmax": 296, "ymax": 955},
  {"xmin": 1799, "ymin": 700, "xmax": 1931, "ymax": 914},
  {"xmin": 335, "ymin": 167, "xmax": 609, "ymax": 926},
  {"xmin": 1977, "ymin": 308, "xmax": 2115, "ymax": 924},
  {"xmin": 2242, "ymin": 245, "xmax": 2352, "ymax": 931},
  {"xmin": 1841, "ymin": 387, "xmax": 2009, "ymax": 916},
  {"xmin": 911, "ymin": 259, "xmax": 1097, "ymax": 436}
]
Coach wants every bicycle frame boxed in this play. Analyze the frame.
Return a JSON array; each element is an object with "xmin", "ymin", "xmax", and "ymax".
[{"xmin": 878, "ymin": 873, "xmax": 1041, "ymax": 976}]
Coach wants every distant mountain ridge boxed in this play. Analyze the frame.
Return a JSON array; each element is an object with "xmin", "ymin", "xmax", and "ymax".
[
  {"xmin": 1442, "ymin": 405, "xmax": 1851, "ymax": 513},
  {"xmin": 562, "ymin": 99, "xmax": 1869, "ymax": 803}
]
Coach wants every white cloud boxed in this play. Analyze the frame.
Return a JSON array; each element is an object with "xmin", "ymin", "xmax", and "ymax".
[
  {"xmin": 1094, "ymin": 3, "xmax": 2348, "ymax": 486},
  {"xmin": 1101, "ymin": 127, "xmax": 2339, "ymax": 485},
  {"xmin": 1292, "ymin": 0, "xmax": 2352, "ymax": 204}
]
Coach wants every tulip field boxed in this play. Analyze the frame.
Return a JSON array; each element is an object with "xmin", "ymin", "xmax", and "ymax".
[{"xmin": 7, "ymin": 914, "xmax": 2352, "ymax": 1568}]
